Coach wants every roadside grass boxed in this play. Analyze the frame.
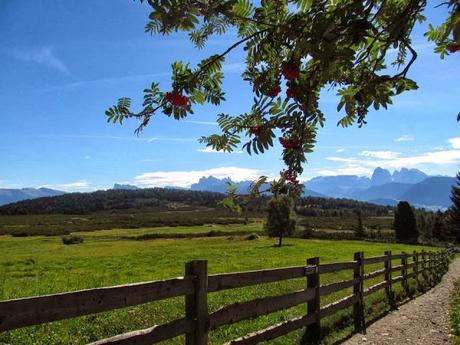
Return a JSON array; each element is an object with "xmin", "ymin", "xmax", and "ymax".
[{"xmin": 0, "ymin": 232, "xmax": 435, "ymax": 345}]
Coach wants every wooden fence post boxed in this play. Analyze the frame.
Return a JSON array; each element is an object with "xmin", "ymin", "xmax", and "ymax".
[
  {"xmin": 413, "ymin": 251, "xmax": 419, "ymax": 292},
  {"xmin": 306, "ymin": 257, "xmax": 320, "ymax": 342},
  {"xmin": 185, "ymin": 260, "xmax": 209, "ymax": 345},
  {"xmin": 421, "ymin": 250, "xmax": 427, "ymax": 288},
  {"xmin": 401, "ymin": 252, "xmax": 409, "ymax": 295},
  {"xmin": 384, "ymin": 250, "xmax": 395, "ymax": 309},
  {"xmin": 353, "ymin": 252, "xmax": 365, "ymax": 334}
]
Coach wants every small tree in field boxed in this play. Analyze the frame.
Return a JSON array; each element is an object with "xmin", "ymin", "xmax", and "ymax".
[
  {"xmin": 265, "ymin": 195, "xmax": 296, "ymax": 247},
  {"xmin": 394, "ymin": 201, "xmax": 418, "ymax": 243},
  {"xmin": 354, "ymin": 209, "xmax": 366, "ymax": 239},
  {"xmin": 447, "ymin": 172, "xmax": 460, "ymax": 243}
]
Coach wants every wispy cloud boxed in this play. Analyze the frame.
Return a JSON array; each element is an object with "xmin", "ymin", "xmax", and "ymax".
[
  {"xmin": 197, "ymin": 147, "xmax": 243, "ymax": 154},
  {"xmin": 336, "ymin": 148, "xmax": 345, "ymax": 153},
  {"xmin": 185, "ymin": 120, "xmax": 218, "ymax": 126},
  {"xmin": 360, "ymin": 150, "xmax": 401, "ymax": 160},
  {"xmin": 41, "ymin": 72, "xmax": 169, "ymax": 92},
  {"xmin": 7, "ymin": 46, "xmax": 70, "ymax": 75},
  {"xmin": 135, "ymin": 166, "xmax": 261, "ymax": 188},
  {"xmin": 43, "ymin": 180, "xmax": 91, "ymax": 192},
  {"xmin": 395, "ymin": 134, "xmax": 414, "ymax": 142},
  {"xmin": 323, "ymin": 137, "xmax": 460, "ymax": 175}
]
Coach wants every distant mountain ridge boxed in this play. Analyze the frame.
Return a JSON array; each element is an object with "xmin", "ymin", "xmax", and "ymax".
[
  {"xmin": 0, "ymin": 188, "xmax": 65, "ymax": 206},
  {"xmin": 305, "ymin": 168, "xmax": 454, "ymax": 209}
]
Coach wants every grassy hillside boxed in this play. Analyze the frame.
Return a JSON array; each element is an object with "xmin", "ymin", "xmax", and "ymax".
[{"xmin": 0, "ymin": 231, "xmax": 434, "ymax": 345}]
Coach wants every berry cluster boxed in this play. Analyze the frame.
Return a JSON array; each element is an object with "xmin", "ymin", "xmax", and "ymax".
[
  {"xmin": 165, "ymin": 91, "xmax": 189, "ymax": 107},
  {"xmin": 448, "ymin": 43, "xmax": 460, "ymax": 53},
  {"xmin": 266, "ymin": 85, "xmax": 281, "ymax": 97},
  {"xmin": 249, "ymin": 126, "xmax": 261, "ymax": 136},
  {"xmin": 281, "ymin": 62, "xmax": 300, "ymax": 80},
  {"xmin": 279, "ymin": 137, "xmax": 297, "ymax": 149},
  {"xmin": 281, "ymin": 169, "xmax": 299, "ymax": 185}
]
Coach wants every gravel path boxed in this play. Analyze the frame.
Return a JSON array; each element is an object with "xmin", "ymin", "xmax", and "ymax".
[{"xmin": 342, "ymin": 258, "xmax": 460, "ymax": 345}]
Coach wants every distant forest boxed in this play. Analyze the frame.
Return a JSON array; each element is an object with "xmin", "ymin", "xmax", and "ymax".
[{"xmin": 0, "ymin": 187, "xmax": 392, "ymax": 217}]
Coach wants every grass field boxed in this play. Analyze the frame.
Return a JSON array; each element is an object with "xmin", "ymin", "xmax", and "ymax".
[{"xmin": 0, "ymin": 226, "xmax": 435, "ymax": 345}]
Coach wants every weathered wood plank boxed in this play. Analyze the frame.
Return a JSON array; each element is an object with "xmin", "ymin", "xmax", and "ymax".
[
  {"xmin": 208, "ymin": 266, "xmax": 314, "ymax": 292},
  {"xmin": 319, "ymin": 278, "xmax": 358, "ymax": 296},
  {"xmin": 392, "ymin": 275, "xmax": 403, "ymax": 283},
  {"xmin": 391, "ymin": 264, "xmax": 403, "ymax": 273},
  {"xmin": 392, "ymin": 254, "xmax": 403, "ymax": 259},
  {"xmin": 0, "ymin": 277, "xmax": 194, "ymax": 332},
  {"xmin": 209, "ymin": 289, "xmax": 315, "ymax": 330},
  {"xmin": 320, "ymin": 294, "xmax": 358, "ymax": 319},
  {"xmin": 90, "ymin": 318, "xmax": 194, "ymax": 345},
  {"xmin": 363, "ymin": 268, "xmax": 386, "ymax": 280},
  {"xmin": 223, "ymin": 313, "xmax": 316, "ymax": 345},
  {"xmin": 318, "ymin": 261, "xmax": 357, "ymax": 274},
  {"xmin": 362, "ymin": 256, "xmax": 387, "ymax": 265},
  {"xmin": 363, "ymin": 281, "xmax": 387, "ymax": 297}
]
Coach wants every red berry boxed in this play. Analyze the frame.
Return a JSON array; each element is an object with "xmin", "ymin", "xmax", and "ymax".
[
  {"xmin": 281, "ymin": 62, "xmax": 300, "ymax": 80},
  {"xmin": 250, "ymin": 126, "xmax": 261, "ymax": 136},
  {"xmin": 448, "ymin": 43, "xmax": 460, "ymax": 53},
  {"xmin": 165, "ymin": 91, "xmax": 189, "ymax": 108},
  {"xmin": 286, "ymin": 87, "xmax": 297, "ymax": 99},
  {"xmin": 266, "ymin": 85, "xmax": 281, "ymax": 97},
  {"xmin": 279, "ymin": 137, "xmax": 297, "ymax": 149}
]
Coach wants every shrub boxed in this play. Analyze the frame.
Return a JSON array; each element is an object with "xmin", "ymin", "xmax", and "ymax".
[
  {"xmin": 246, "ymin": 233, "xmax": 259, "ymax": 240},
  {"xmin": 62, "ymin": 235, "xmax": 84, "ymax": 245}
]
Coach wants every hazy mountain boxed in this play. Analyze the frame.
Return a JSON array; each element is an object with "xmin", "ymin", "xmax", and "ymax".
[
  {"xmin": 113, "ymin": 183, "xmax": 140, "ymax": 190},
  {"xmin": 400, "ymin": 176, "xmax": 456, "ymax": 208},
  {"xmin": 190, "ymin": 176, "xmax": 324, "ymax": 197},
  {"xmin": 371, "ymin": 167, "xmax": 393, "ymax": 186},
  {"xmin": 305, "ymin": 168, "xmax": 454, "ymax": 209},
  {"xmin": 0, "ymin": 188, "xmax": 65, "ymax": 206},
  {"xmin": 392, "ymin": 168, "xmax": 428, "ymax": 184},
  {"xmin": 305, "ymin": 175, "xmax": 371, "ymax": 198}
]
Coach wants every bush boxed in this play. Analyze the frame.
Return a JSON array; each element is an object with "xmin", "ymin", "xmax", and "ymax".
[
  {"xmin": 246, "ymin": 233, "xmax": 259, "ymax": 240},
  {"xmin": 62, "ymin": 235, "xmax": 84, "ymax": 245}
]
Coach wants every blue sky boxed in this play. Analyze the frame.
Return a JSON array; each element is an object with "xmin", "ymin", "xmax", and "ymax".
[{"xmin": 0, "ymin": 1, "xmax": 459, "ymax": 191}]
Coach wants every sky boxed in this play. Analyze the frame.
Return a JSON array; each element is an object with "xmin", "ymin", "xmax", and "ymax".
[{"xmin": 0, "ymin": 1, "xmax": 459, "ymax": 192}]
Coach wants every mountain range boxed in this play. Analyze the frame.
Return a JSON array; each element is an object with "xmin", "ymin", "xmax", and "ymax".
[
  {"xmin": 0, "ymin": 188, "xmax": 65, "ymax": 206},
  {"xmin": 0, "ymin": 168, "xmax": 456, "ymax": 209}
]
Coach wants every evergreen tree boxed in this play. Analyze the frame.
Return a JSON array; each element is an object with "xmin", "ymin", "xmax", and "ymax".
[
  {"xmin": 265, "ymin": 196, "xmax": 296, "ymax": 247},
  {"xmin": 394, "ymin": 201, "xmax": 418, "ymax": 243},
  {"xmin": 432, "ymin": 210, "xmax": 450, "ymax": 242},
  {"xmin": 354, "ymin": 209, "xmax": 366, "ymax": 239},
  {"xmin": 447, "ymin": 172, "xmax": 460, "ymax": 243}
]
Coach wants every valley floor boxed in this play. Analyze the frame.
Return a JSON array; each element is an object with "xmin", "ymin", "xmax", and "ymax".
[{"xmin": 0, "ymin": 226, "xmax": 438, "ymax": 344}]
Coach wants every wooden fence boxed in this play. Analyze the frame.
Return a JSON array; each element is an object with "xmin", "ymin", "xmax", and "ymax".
[{"xmin": 0, "ymin": 248, "xmax": 455, "ymax": 344}]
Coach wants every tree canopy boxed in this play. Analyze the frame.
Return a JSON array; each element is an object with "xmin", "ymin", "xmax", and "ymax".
[{"xmin": 107, "ymin": 0, "xmax": 460, "ymax": 195}]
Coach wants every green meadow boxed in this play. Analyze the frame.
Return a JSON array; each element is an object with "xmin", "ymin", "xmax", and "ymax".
[{"xmin": 0, "ymin": 226, "xmax": 436, "ymax": 345}]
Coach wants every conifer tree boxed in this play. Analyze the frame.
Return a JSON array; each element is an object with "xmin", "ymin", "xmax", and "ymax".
[
  {"xmin": 448, "ymin": 172, "xmax": 460, "ymax": 243},
  {"xmin": 394, "ymin": 201, "xmax": 418, "ymax": 243}
]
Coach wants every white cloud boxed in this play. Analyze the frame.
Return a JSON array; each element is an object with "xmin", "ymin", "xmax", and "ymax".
[
  {"xmin": 8, "ymin": 46, "xmax": 70, "ymax": 75},
  {"xmin": 316, "ymin": 166, "xmax": 373, "ymax": 177},
  {"xmin": 336, "ymin": 148, "xmax": 345, "ymax": 153},
  {"xmin": 197, "ymin": 147, "xmax": 243, "ymax": 154},
  {"xmin": 395, "ymin": 134, "xmax": 414, "ymax": 142},
  {"xmin": 324, "ymin": 137, "xmax": 460, "ymax": 174},
  {"xmin": 360, "ymin": 151, "xmax": 401, "ymax": 160},
  {"xmin": 135, "ymin": 167, "xmax": 261, "ymax": 188},
  {"xmin": 43, "ymin": 180, "xmax": 91, "ymax": 192},
  {"xmin": 449, "ymin": 137, "xmax": 460, "ymax": 149}
]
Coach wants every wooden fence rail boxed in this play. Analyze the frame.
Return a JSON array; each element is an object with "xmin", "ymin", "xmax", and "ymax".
[{"xmin": 0, "ymin": 248, "xmax": 455, "ymax": 344}]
